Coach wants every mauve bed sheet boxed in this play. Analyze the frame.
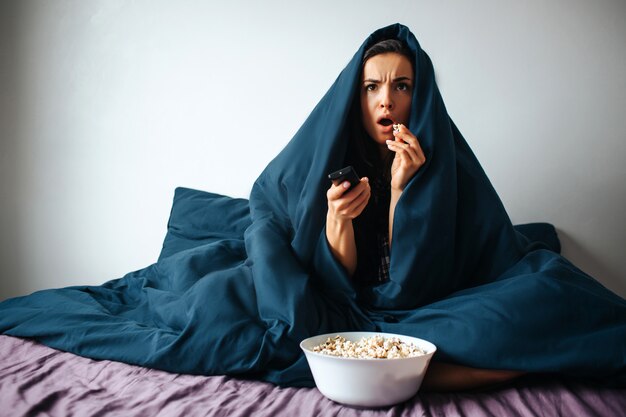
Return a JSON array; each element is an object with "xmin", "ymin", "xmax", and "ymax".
[{"xmin": 1, "ymin": 335, "xmax": 624, "ymax": 417}]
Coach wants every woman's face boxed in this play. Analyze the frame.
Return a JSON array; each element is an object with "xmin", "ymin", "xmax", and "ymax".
[{"xmin": 360, "ymin": 52, "xmax": 413, "ymax": 148}]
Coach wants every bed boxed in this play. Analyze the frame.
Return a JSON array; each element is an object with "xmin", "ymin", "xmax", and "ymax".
[
  {"xmin": 1, "ymin": 334, "xmax": 625, "ymax": 417},
  {"xmin": 1, "ymin": 187, "xmax": 624, "ymax": 416}
]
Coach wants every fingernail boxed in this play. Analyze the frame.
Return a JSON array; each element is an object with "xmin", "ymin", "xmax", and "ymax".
[
  {"xmin": 386, "ymin": 140, "xmax": 392, "ymax": 144},
  {"xmin": 343, "ymin": 181, "xmax": 350, "ymax": 188},
  {"xmin": 363, "ymin": 177, "xmax": 369, "ymax": 183}
]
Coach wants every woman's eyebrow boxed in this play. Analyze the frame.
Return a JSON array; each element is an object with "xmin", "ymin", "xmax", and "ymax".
[{"xmin": 362, "ymin": 76, "xmax": 413, "ymax": 83}]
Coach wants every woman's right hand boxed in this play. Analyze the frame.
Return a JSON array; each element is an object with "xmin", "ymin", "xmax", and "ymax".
[
  {"xmin": 325, "ymin": 177, "xmax": 370, "ymax": 276},
  {"xmin": 326, "ymin": 177, "xmax": 371, "ymax": 222}
]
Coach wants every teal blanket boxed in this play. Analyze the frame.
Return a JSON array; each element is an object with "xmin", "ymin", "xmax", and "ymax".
[{"xmin": 1, "ymin": 24, "xmax": 625, "ymax": 387}]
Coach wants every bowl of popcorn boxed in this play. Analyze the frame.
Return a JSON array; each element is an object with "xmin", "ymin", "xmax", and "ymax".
[{"xmin": 300, "ymin": 332, "xmax": 436, "ymax": 408}]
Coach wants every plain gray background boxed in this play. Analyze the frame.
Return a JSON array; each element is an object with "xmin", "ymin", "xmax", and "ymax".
[{"xmin": 1, "ymin": 0, "xmax": 625, "ymax": 301}]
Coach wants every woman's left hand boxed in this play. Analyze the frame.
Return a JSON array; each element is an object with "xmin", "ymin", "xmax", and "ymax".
[{"xmin": 386, "ymin": 124, "xmax": 426, "ymax": 191}]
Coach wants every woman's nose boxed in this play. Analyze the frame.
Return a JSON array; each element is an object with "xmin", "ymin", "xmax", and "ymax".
[{"xmin": 379, "ymin": 89, "xmax": 393, "ymax": 109}]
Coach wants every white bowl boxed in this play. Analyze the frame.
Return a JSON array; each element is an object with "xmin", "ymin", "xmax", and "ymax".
[{"xmin": 300, "ymin": 331, "xmax": 436, "ymax": 408}]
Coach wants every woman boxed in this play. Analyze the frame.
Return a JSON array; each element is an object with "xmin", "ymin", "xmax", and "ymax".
[
  {"xmin": 326, "ymin": 39, "xmax": 524, "ymax": 390},
  {"xmin": 0, "ymin": 23, "xmax": 624, "ymax": 390},
  {"xmin": 326, "ymin": 39, "xmax": 424, "ymax": 283}
]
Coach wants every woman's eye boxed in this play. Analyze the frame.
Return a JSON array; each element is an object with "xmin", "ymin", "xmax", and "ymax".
[
  {"xmin": 365, "ymin": 84, "xmax": 377, "ymax": 91},
  {"xmin": 397, "ymin": 83, "xmax": 410, "ymax": 91}
]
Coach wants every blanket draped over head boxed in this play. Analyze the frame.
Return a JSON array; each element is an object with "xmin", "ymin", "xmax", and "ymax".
[{"xmin": 1, "ymin": 24, "xmax": 625, "ymax": 387}]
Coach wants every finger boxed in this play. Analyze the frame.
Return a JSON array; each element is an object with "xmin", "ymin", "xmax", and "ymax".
[
  {"xmin": 345, "ymin": 184, "xmax": 370, "ymax": 213},
  {"xmin": 393, "ymin": 124, "xmax": 422, "ymax": 149},
  {"xmin": 343, "ymin": 177, "xmax": 369, "ymax": 201},
  {"xmin": 388, "ymin": 140, "xmax": 421, "ymax": 168},
  {"xmin": 403, "ymin": 136, "xmax": 425, "ymax": 161},
  {"xmin": 386, "ymin": 139, "xmax": 412, "ymax": 154},
  {"xmin": 331, "ymin": 178, "xmax": 369, "ymax": 209},
  {"xmin": 400, "ymin": 145, "xmax": 415, "ymax": 166},
  {"xmin": 335, "ymin": 189, "xmax": 367, "ymax": 216},
  {"xmin": 402, "ymin": 137, "xmax": 425, "ymax": 164},
  {"xmin": 398, "ymin": 139, "xmax": 420, "ymax": 164},
  {"xmin": 392, "ymin": 124, "xmax": 412, "ymax": 142},
  {"xmin": 353, "ymin": 190, "xmax": 371, "ymax": 214},
  {"xmin": 345, "ymin": 179, "xmax": 369, "ymax": 204},
  {"xmin": 327, "ymin": 180, "xmax": 352, "ymax": 201},
  {"xmin": 392, "ymin": 127, "xmax": 424, "ymax": 164}
]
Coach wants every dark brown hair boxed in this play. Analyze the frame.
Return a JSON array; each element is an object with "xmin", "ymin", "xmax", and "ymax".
[{"xmin": 363, "ymin": 39, "xmax": 413, "ymax": 68}]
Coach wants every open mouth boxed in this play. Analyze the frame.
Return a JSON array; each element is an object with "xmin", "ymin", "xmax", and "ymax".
[{"xmin": 378, "ymin": 118, "xmax": 393, "ymax": 126}]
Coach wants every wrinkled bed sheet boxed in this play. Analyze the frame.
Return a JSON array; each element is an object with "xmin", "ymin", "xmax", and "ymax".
[{"xmin": 1, "ymin": 335, "xmax": 624, "ymax": 417}]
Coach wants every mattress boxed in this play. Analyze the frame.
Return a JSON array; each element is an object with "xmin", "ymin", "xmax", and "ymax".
[{"xmin": 1, "ymin": 335, "xmax": 624, "ymax": 417}]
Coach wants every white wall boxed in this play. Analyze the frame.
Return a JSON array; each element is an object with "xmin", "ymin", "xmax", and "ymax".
[{"xmin": 1, "ymin": 0, "xmax": 625, "ymax": 300}]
